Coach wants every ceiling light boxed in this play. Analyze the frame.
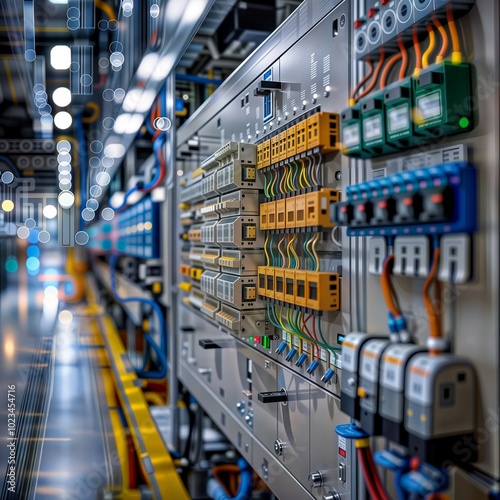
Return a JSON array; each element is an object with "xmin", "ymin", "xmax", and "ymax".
[
  {"xmin": 52, "ymin": 87, "xmax": 71, "ymax": 107},
  {"xmin": 43, "ymin": 205, "xmax": 58, "ymax": 219},
  {"xmin": 50, "ymin": 45, "xmax": 71, "ymax": 70},
  {"xmin": 58, "ymin": 190, "xmax": 75, "ymax": 209},
  {"xmin": 54, "ymin": 111, "xmax": 73, "ymax": 130}
]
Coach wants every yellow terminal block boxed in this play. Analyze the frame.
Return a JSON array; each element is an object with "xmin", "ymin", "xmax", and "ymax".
[
  {"xmin": 191, "ymin": 167, "xmax": 204, "ymax": 179},
  {"xmin": 244, "ymin": 286, "xmax": 257, "ymax": 301},
  {"xmin": 260, "ymin": 202, "xmax": 268, "ymax": 230},
  {"xmin": 244, "ymin": 166, "xmax": 256, "ymax": 180},
  {"xmin": 243, "ymin": 225, "xmax": 257, "ymax": 240},
  {"xmin": 190, "ymin": 268, "xmax": 203, "ymax": 280},
  {"xmin": 188, "ymin": 227, "xmax": 201, "ymax": 241},
  {"xmin": 295, "ymin": 195, "xmax": 306, "ymax": 228},
  {"xmin": 279, "ymin": 130, "xmax": 288, "ymax": 162},
  {"xmin": 306, "ymin": 272, "xmax": 340, "ymax": 311},
  {"xmin": 265, "ymin": 267, "xmax": 275, "ymax": 299},
  {"xmin": 296, "ymin": 118, "xmax": 307, "ymax": 154},
  {"xmin": 294, "ymin": 270, "xmax": 308, "ymax": 307},
  {"xmin": 267, "ymin": 201, "xmax": 276, "ymax": 230},
  {"xmin": 306, "ymin": 112, "xmax": 339, "ymax": 153},
  {"xmin": 262, "ymin": 139, "xmax": 271, "ymax": 168},
  {"xmin": 274, "ymin": 269, "xmax": 285, "ymax": 302},
  {"xmin": 152, "ymin": 282, "xmax": 162, "ymax": 295},
  {"xmin": 284, "ymin": 270, "xmax": 296, "ymax": 305},
  {"xmin": 257, "ymin": 143, "xmax": 264, "ymax": 169},
  {"xmin": 271, "ymin": 134, "xmax": 280, "ymax": 164},
  {"xmin": 178, "ymin": 203, "xmax": 191, "ymax": 211},
  {"xmin": 285, "ymin": 197, "xmax": 296, "ymax": 228},
  {"xmin": 286, "ymin": 124, "xmax": 297, "ymax": 158},
  {"xmin": 276, "ymin": 199, "xmax": 286, "ymax": 230},
  {"xmin": 179, "ymin": 282, "xmax": 192, "ymax": 292},
  {"xmin": 305, "ymin": 189, "xmax": 340, "ymax": 228},
  {"xmin": 258, "ymin": 266, "xmax": 267, "ymax": 297}
]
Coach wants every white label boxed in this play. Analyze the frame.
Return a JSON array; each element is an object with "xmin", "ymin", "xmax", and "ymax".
[
  {"xmin": 343, "ymin": 124, "xmax": 360, "ymax": 148},
  {"xmin": 388, "ymin": 103, "xmax": 410, "ymax": 133},
  {"xmin": 363, "ymin": 115, "xmax": 383, "ymax": 141},
  {"xmin": 417, "ymin": 90, "xmax": 442, "ymax": 121},
  {"xmin": 338, "ymin": 436, "xmax": 347, "ymax": 451},
  {"xmin": 302, "ymin": 341, "xmax": 310, "ymax": 353},
  {"xmin": 293, "ymin": 336, "xmax": 300, "ymax": 348},
  {"xmin": 320, "ymin": 348, "xmax": 327, "ymax": 362}
]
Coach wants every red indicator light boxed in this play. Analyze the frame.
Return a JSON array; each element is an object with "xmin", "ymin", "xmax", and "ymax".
[
  {"xmin": 403, "ymin": 197, "xmax": 413, "ymax": 206},
  {"xmin": 431, "ymin": 193, "xmax": 444, "ymax": 204},
  {"xmin": 357, "ymin": 204, "xmax": 366, "ymax": 212},
  {"xmin": 339, "ymin": 448, "xmax": 347, "ymax": 457},
  {"xmin": 378, "ymin": 200, "xmax": 387, "ymax": 209}
]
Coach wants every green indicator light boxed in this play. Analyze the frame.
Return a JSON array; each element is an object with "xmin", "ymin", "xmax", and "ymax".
[
  {"xmin": 249, "ymin": 337, "xmax": 254, "ymax": 342},
  {"xmin": 459, "ymin": 117, "xmax": 470, "ymax": 129}
]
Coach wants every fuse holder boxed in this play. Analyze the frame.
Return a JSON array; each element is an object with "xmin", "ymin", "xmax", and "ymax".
[
  {"xmin": 286, "ymin": 124, "xmax": 297, "ymax": 157},
  {"xmin": 305, "ymin": 189, "xmax": 340, "ymax": 228},
  {"xmin": 276, "ymin": 199, "xmax": 287, "ymax": 229}
]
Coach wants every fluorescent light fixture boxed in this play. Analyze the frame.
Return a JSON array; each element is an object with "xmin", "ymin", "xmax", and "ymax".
[
  {"xmin": 126, "ymin": 113, "xmax": 144, "ymax": 134},
  {"xmin": 136, "ymin": 53, "xmax": 159, "ymax": 79},
  {"xmin": 49, "ymin": 0, "xmax": 68, "ymax": 4},
  {"xmin": 50, "ymin": 45, "xmax": 71, "ymax": 70},
  {"xmin": 104, "ymin": 143, "xmax": 126, "ymax": 158},
  {"xmin": 122, "ymin": 88, "xmax": 142, "ymax": 112},
  {"xmin": 135, "ymin": 89, "xmax": 156, "ymax": 112},
  {"xmin": 52, "ymin": 87, "xmax": 71, "ymax": 107},
  {"xmin": 54, "ymin": 111, "xmax": 73, "ymax": 130},
  {"xmin": 113, "ymin": 113, "xmax": 132, "ymax": 133},
  {"xmin": 151, "ymin": 54, "xmax": 175, "ymax": 81}
]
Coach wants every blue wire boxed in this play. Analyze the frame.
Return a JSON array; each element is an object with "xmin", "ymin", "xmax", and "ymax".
[
  {"xmin": 109, "ymin": 254, "xmax": 167, "ymax": 379},
  {"xmin": 108, "ymin": 184, "xmax": 140, "ymax": 211},
  {"xmin": 394, "ymin": 467, "xmax": 408, "ymax": 500}
]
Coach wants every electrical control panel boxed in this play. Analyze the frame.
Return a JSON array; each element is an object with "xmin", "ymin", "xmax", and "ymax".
[
  {"xmin": 88, "ymin": 196, "xmax": 160, "ymax": 258},
  {"xmin": 173, "ymin": 0, "xmax": 500, "ymax": 499}
]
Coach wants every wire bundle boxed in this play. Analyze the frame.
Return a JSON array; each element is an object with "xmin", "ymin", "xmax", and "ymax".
[
  {"xmin": 357, "ymin": 444, "xmax": 391, "ymax": 500},
  {"xmin": 109, "ymin": 254, "xmax": 167, "ymax": 378},
  {"xmin": 351, "ymin": 3, "xmax": 463, "ymax": 104}
]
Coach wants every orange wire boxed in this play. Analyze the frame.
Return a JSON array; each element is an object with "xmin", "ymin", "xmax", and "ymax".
[
  {"xmin": 413, "ymin": 25, "xmax": 422, "ymax": 73},
  {"xmin": 432, "ymin": 13, "xmax": 449, "ymax": 62},
  {"xmin": 356, "ymin": 48, "xmax": 386, "ymax": 101},
  {"xmin": 350, "ymin": 58, "xmax": 374, "ymax": 101},
  {"xmin": 380, "ymin": 52, "xmax": 402, "ymax": 89},
  {"xmin": 422, "ymin": 22, "xmax": 436, "ymax": 68},
  {"xmin": 398, "ymin": 36, "xmax": 408, "ymax": 80},
  {"xmin": 447, "ymin": 3, "xmax": 460, "ymax": 53},
  {"xmin": 381, "ymin": 255, "xmax": 400, "ymax": 317},
  {"xmin": 422, "ymin": 247, "xmax": 442, "ymax": 348}
]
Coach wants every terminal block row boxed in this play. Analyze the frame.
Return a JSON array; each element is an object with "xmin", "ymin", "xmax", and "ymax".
[
  {"xmin": 256, "ymin": 111, "xmax": 339, "ymax": 169},
  {"xmin": 260, "ymin": 189, "xmax": 339, "ymax": 231},
  {"xmin": 258, "ymin": 266, "xmax": 340, "ymax": 312},
  {"xmin": 332, "ymin": 162, "xmax": 476, "ymax": 237}
]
